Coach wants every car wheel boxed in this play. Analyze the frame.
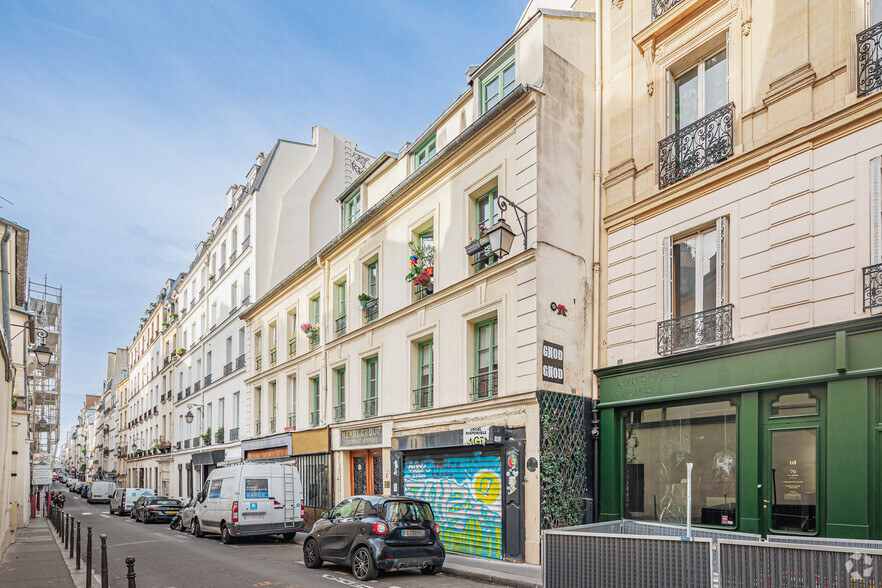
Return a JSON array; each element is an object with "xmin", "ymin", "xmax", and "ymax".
[
  {"xmin": 352, "ymin": 546, "xmax": 378, "ymax": 581},
  {"xmin": 420, "ymin": 565, "xmax": 442, "ymax": 575},
  {"xmin": 221, "ymin": 523, "xmax": 234, "ymax": 544},
  {"xmin": 109, "ymin": 507, "xmax": 114, "ymax": 515},
  {"xmin": 303, "ymin": 538, "xmax": 323, "ymax": 568},
  {"xmin": 144, "ymin": 513, "xmax": 151, "ymax": 524},
  {"xmin": 281, "ymin": 532, "xmax": 296, "ymax": 541},
  {"xmin": 193, "ymin": 518, "xmax": 205, "ymax": 538}
]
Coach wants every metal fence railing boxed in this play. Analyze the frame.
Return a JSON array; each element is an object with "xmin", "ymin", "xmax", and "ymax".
[
  {"xmin": 718, "ymin": 539, "xmax": 882, "ymax": 588},
  {"xmin": 543, "ymin": 528, "xmax": 713, "ymax": 588}
]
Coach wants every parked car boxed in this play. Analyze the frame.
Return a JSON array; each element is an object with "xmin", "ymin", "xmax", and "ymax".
[
  {"xmin": 72, "ymin": 481, "xmax": 84, "ymax": 494},
  {"xmin": 303, "ymin": 496, "xmax": 445, "ymax": 581},
  {"xmin": 136, "ymin": 497, "xmax": 183, "ymax": 524},
  {"xmin": 110, "ymin": 488, "xmax": 154, "ymax": 516},
  {"xmin": 80, "ymin": 484, "xmax": 91, "ymax": 498},
  {"xmin": 87, "ymin": 481, "xmax": 115, "ymax": 504},
  {"xmin": 191, "ymin": 461, "xmax": 303, "ymax": 544},
  {"xmin": 171, "ymin": 498, "xmax": 198, "ymax": 532},
  {"xmin": 131, "ymin": 494, "xmax": 161, "ymax": 521}
]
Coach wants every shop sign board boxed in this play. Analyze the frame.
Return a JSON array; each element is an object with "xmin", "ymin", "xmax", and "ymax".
[{"xmin": 341, "ymin": 425, "xmax": 383, "ymax": 447}]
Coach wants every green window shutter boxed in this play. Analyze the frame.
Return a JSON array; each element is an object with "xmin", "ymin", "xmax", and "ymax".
[
  {"xmin": 662, "ymin": 236, "xmax": 672, "ymax": 320},
  {"xmin": 365, "ymin": 357, "xmax": 377, "ymax": 400},
  {"xmin": 716, "ymin": 216, "xmax": 729, "ymax": 307}
]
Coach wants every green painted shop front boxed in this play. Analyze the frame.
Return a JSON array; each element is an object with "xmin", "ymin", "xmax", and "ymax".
[{"xmin": 596, "ymin": 316, "xmax": 882, "ymax": 540}]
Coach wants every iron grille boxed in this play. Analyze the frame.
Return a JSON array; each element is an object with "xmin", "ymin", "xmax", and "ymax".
[
  {"xmin": 470, "ymin": 371, "xmax": 498, "ymax": 401},
  {"xmin": 412, "ymin": 385, "xmax": 433, "ymax": 410},
  {"xmin": 184, "ymin": 439, "xmax": 190, "ymax": 449},
  {"xmin": 255, "ymin": 355, "xmax": 262, "ymax": 372},
  {"xmin": 288, "ymin": 413, "xmax": 295, "ymax": 427},
  {"xmin": 309, "ymin": 333, "xmax": 320, "ymax": 349},
  {"xmin": 538, "ymin": 390, "xmax": 591, "ymax": 530},
  {"xmin": 353, "ymin": 455, "xmax": 367, "ymax": 495},
  {"xmin": 858, "ymin": 21, "xmax": 882, "ymax": 97},
  {"xmin": 288, "ymin": 337, "xmax": 296, "ymax": 356},
  {"xmin": 223, "ymin": 362, "xmax": 232, "ymax": 376},
  {"xmin": 863, "ymin": 262, "xmax": 882, "ymax": 310},
  {"xmin": 335, "ymin": 316, "xmax": 347, "ymax": 337},
  {"xmin": 242, "ymin": 235, "xmax": 251, "ymax": 249},
  {"xmin": 334, "ymin": 404, "xmax": 346, "ymax": 423},
  {"xmin": 658, "ymin": 102, "xmax": 734, "ymax": 189},
  {"xmin": 269, "ymin": 417, "xmax": 276, "ymax": 433},
  {"xmin": 363, "ymin": 397, "xmax": 377, "ymax": 418},
  {"xmin": 185, "ymin": 386, "xmax": 192, "ymax": 396},
  {"xmin": 310, "ymin": 410, "xmax": 319, "ymax": 428},
  {"xmin": 293, "ymin": 452, "xmax": 330, "ymax": 509},
  {"xmin": 229, "ymin": 427, "xmax": 239, "ymax": 441},
  {"xmin": 372, "ymin": 455, "xmax": 383, "ymax": 495},
  {"xmin": 364, "ymin": 299, "xmax": 379, "ymax": 323},
  {"xmin": 229, "ymin": 250, "xmax": 238, "ymax": 264},
  {"xmin": 255, "ymin": 420, "xmax": 261, "ymax": 435},
  {"xmin": 194, "ymin": 380, "xmax": 201, "ymax": 392},
  {"xmin": 204, "ymin": 374, "xmax": 212, "ymax": 386},
  {"xmin": 414, "ymin": 281, "xmax": 434, "ymax": 300},
  {"xmin": 270, "ymin": 347, "xmax": 277, "ymax": 366},
  {"xmin": 242, "ymin": 295, "xmax": 250, "ymax": 305},
  {"xmin": 193, "ymin": 437, "xmax": 201, "ymax": 448},
  {"xmin": 236, "ymin": 354, "xmax": 245, "ymax": 369},
  {"xmin": 657, "ymin": 303, "xmax": 734, "ymax": 355},
  {"xmin": 651, "ymin": 0, "xmax": 684, "ymax": 20}
]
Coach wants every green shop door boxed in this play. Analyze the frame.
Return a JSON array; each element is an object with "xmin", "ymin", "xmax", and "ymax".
[{"xmin": 761, "ymin": 388, "xmax": 825, "ymax": 536}]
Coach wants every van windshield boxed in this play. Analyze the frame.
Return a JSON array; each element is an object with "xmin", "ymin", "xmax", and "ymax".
[{"xmin": 384, "ymin": 501, "xmax": 434, "ymax": 523}]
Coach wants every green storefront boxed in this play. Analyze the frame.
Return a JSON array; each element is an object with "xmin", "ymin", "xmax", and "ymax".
[{"xmin": 596, "ymin": 316, "xmax": 882, "ymax": 539}]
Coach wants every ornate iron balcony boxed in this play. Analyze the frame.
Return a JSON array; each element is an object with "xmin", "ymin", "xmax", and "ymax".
[
  {"xmin": 288, "ymin": 413, "xmax": 296, "ymax": 427},
  {"xmin": 288, "ymin": 337, "xmax": 296, "ymax": 357},
  {"xmin": 223, "ymin": 362, "xmax": 232, "ymax": 376},
  {"xmin": 363, "ymin": 397, "xmax": 377, "ymax": 419},
  {"xmin": 858, "ymin": 21, "xmax": 882, "ymax": 97},
  {"xmin": 229, "ymin": 427, "xmax": 239, "ymax": 441},
  {"xmin": 365, "ymin": 298, "xmax": 379, "ymax": 323},
  {"xmin": 185, "ymin": 386, "xmax": 192, "ymax": 396},
  {"xmin": 255, "ymin": 420, "xmax": 261, "ymax": 435},
  {"xmin": 651, "ymin": 0, "xmax": 684, "ymax": 20},
  {"xmin": 658, "ymin": 102, "xmax": 734, "ymax": 189},
  {"xmin": 270, "ymin": 347, "xmax": 277, "ymax": 366},
  {"xmin": 863, "ymin": 262, "xmax": 882, "ymax": 310},
  {"xmin": 269, "ymin": 416, "xmax": 277, "ymax": 433},
  {"xmin": 335, "ymin": 316, "xmax": 347, "ymax": 338},
  {"xmin": 204, "ymin": 374, "xmax": 212, "ymax": 387},
  {"xmin": 242, "ymin": 235, "xmax": 251, "ymax": 249},
  {"xmin": 412, "ymin": 385, "xmax": 433, "ymax": 410},
  {"xmin": 334, "ymin": 404, "xmax": 346, "ymax": 423},
  {"xmin": 256, "ymin": 354, "xmax": 262, "ymax": 372},
  {"xmin": 471, "ymin": 371, "xmax": 498, "ymax": 401},
  {"xmin": 194, "ymin": 380, "xmax": 202, "ymax": 392},
  {"xmin": 184, "ymin": 439, "xmax": 190, "ymax": 449},
  {"xmin": 310, "ymin": 410, "xmax": 320, "ymax": 428},
  {"xmin": 657, "ymin": 303, "xmax": 734, "ymax": 355},
  {"xmin": 236, "ymin": 354, "xmax": 246, "ymax": 370},
  {"xmin": 193, "ymin": 437, "xmax": 201, "ymax": 448},
  {"xmin": 230, "ymin": 250, "xmax": 238, "ymax": 264}
]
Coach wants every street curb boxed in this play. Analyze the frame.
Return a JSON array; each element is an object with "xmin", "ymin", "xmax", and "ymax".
[
  {"xmin": 440, "ymin": 563, "xmax": 542, "ymax": 588},
  {"xmin": 51, "ymin": 520, "xmax": 87, "ymax": 588}
]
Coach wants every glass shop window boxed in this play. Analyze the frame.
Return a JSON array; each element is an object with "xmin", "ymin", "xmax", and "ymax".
[{"xmin": 624, "ymin": 400, "xmax": 737, "ymax": 527}]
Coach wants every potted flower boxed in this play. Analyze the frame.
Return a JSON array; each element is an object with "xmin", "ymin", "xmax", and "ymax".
[
  {"xmin": 404, "ymin": 240, "xmax": 435, "ymax": 285},
  {"xmin": 202, "ymin": 428, "xmax": 212, "ymax": 445},
  {"xmin": 215, "ymin": 427, "xmax": 225, "ymax": 444},
  {"xmin": 170, "ymin": 312, "xmax": 179, "ymax": 322},
  {"xmin": 465, "ymin": 224, "xmax": 490, "ymax": 255},
  {"xmin": 162, "ymin": 321, "xmax": 169, "ymax": 328},
  {"xmin": 300, "ymin": 322, "xmax": 320, "ymax": 339},
  {"xmin": 176, "ymin": 347, "xmax": 186, "ymax": 357},
  {"xmin": 357, "ymin": 293, "xmax": 373, "ymax": 309}
]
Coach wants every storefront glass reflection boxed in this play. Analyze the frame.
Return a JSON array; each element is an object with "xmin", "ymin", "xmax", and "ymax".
[
  {"xmin": 624, "ymin": 400, "xmax": 736, "ymax": 526},
  {"xmin": 770, "ymin": 428, "xmax": 817, "ymax": 533}
]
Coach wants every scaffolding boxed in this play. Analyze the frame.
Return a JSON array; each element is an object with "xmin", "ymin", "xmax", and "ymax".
[{"xmin": 27, "ymin": 277, "xmax": 62, "ymax": 458}]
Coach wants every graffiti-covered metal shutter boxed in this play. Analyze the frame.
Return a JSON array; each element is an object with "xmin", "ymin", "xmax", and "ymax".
[{"xmin": 403, "ymin": 449, "xmax": 503, "ymax": 559}]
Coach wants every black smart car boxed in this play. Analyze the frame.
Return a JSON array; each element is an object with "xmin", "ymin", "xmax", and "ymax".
[
  {"xmin": 135, "ymin": 497, "xmax": 182, "ymax": 524},
  {"xmin": 303, "ymin": 495, "xmax": 444, "ymax": 581}
]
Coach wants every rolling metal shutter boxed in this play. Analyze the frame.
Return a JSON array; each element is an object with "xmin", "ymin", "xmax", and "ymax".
[{"xmin": 403, "ymin": 449, "xmax": 503, "ymax": 559}]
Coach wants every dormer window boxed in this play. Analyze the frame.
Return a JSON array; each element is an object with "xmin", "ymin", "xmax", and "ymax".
[
  {"xmin": 481, "ymin": 58, "xmax": 515, "ymax": 113},
  {"xmin": 343, "ymin": 189, "xmax": 361, "ymax": 229},
  {"xmin": 414, "ymin": 134, "xmax": 436, "ymax": 169}
]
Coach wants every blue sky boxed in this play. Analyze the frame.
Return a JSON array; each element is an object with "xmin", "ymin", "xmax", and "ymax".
[{"xmin": 0, "ymin": 0, "xmax": 527, "ymax": 438}]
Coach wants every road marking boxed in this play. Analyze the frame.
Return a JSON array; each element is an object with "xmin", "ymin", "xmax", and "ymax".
[
  {"xmin": 81, "ymin": 512, "xmax": 93, "ymax": 515},
  {"xmin": 99, "ymin": 514, "xmax": 110, "ymax": 518},
  {"xmin": 320, "ymin": 573, "xmax": 374, "ymax": 588},
  {"xmin": 105, "ymin": 539, "xmax": 166, "ymax": 548}
]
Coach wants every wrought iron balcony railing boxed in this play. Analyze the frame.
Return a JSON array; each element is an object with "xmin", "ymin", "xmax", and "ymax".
[
  {"xmin": 270, "ymin": 347, "xmax": 277, "ymax": 366},
  {"xmin": 863, "ymin": 262, "xmax": 882, "ymax": 310},
  {"xmin": 230, "ymin": 250, "xmax": 238, "ymax": 264},
  {"xmin": 229, "ymin": 427, "xmax": 239, "ymax": 441},
  {"xmin": 858, "ymin": 21, "xmax": 882, "ymax": 97},
  {"xmin": 471, "ymin": 371, "xmax": 498, "ymax": 402},
  {"xmin": 658, "ymin": 102, "xmax": 734, "ymax": 189},
  {"xmin": 184, "ymin": 439, "xmax": 190, "ymax": 449},
  {"xmin": 288, "ymin": 413, "xmax": 296, "ymax": 428},
  {"xmin": 204, "ymin": 374, "xmax": 212, "ymax": 387},
  {"xmin": 335, "ymin": 316, "xmax": 347, "ymax": 338},
  {"xmin": 657, "ymin": 303, "xmax": 734, "ymax": 355},
  {"xmin": 242, "ymin": 235, "xmax": 251, "ymax": 250},
  {"xmin": 651, "ymin": 0, "xmax": 684, "ymax": 20},
  {"xmin": 334, "ymin": 404, "xmax": 346, "ymax": 423},
  {"xmin": 413, "ymin": 385, "xmax": 433, "ymax": 410},
  {"xmin": 256, "ymin": 354, "xmax": 262, "ymax": 372},
  {"xmin": 363, "ymin": 397, "xmax": 377, "ymax": 419},
  {"xmin": 193, "ymin": 437, "xmax": 201, "ymax": 448},
  {"xmin": 194, "ymin": 380, "xmax": 202, "ymax": 392},
  {"xmin": 185, "ymin": 386, "xmax": 192, "ymax": 396},
  {"xmin": 223, "ymin": 362, "xmax": 232, "ymax": 376},
  {"xmin": 309, "ymin": 333, "xmax": 320, "ymax": 350},
  {"xmin": 255, "ymin": 420, "xmax": 261, "ymax": 435},
  {"xmin": 365, "ymin": 298, "xmax": 379, "ymax": 323},
  {"xmin": 236, "ymin": 354, "xmax": 246, "ymax": 370},
  {"xmin": 310, "ymin": 410, "xmax": 320, "ymax": 428},
  {"xmin": 269, "ymin": 416, "xmax": 277, "ymax": 433},
  {"xmin": 288, "ymin": 337, "xmax": 296, "ymax": 357}
]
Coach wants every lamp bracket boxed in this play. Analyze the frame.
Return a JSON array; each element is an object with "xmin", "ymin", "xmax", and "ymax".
[{"xmin": 497, "ymin": 195, "xmax": 528, "ymax": 251}]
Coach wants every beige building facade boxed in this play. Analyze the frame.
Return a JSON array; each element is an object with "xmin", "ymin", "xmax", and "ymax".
[{"xmin": 242, "ymin": 9, "xmax": 597, "ymax": 564}]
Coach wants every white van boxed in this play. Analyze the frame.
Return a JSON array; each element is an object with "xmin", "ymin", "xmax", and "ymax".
[
  {"xmin": 192, "ymin": 462, "xmax": 303, "ymax": 544},
  {"xmin": 109, "ymin": 488, "xmax": 154, "ymax": 516},
  {"xmin": 87, "ymin": 481, "xmax": 116, "ymax": 504}
]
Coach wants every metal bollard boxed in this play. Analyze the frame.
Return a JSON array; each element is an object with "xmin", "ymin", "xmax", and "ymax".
[
  {"xmin": 76, "ymin": 521, "xmax": 81, "ymax": 570},
  {"xmin": 125, "ymin": 556, "xmax": 136, "ymax": 588},
  {"xmin": 86, "ymin": 526, "xmax": 93, "ymax": 588},
  {"xmin": 69, "ymin": 519, "xmax": 74, "ymax": 558},
  {"xmin": 100, "ymin": 534, "xmax": 108, "ymax": 588},
  {"xmin": 63, "ymin": 514, "xmax": 68, "ymax": 548}
]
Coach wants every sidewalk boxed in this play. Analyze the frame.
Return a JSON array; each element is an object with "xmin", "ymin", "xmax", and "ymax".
[
  {"xmin": 0, "ymin": 518, "xmax": 75, "ymax": 587},
  {"xmin": 442, "ymin": 552, "xmax": 542, "ymax": 588}
]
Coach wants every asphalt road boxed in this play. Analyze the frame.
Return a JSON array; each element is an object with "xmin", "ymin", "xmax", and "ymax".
[{"xmin": 53, "ymin": 482, "xmax": 494, "ymax": 588}]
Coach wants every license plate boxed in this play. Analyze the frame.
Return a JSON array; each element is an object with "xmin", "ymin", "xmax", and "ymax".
[
  {"xmin": 167, "ymin": 511, "xmax": 178, "ymax": 514},
  {"xmin": 401, "ymin": 529, "xmax": 424, "ymax": 537}
]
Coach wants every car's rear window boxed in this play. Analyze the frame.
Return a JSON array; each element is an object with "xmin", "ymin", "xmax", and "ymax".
[
  {"xmin": 384, "ymin": 501, "xmax": 435, "ymax": 523},
  {"xmin": 149, "ymin": 499, "xmax": 181, "ymax": 506}
]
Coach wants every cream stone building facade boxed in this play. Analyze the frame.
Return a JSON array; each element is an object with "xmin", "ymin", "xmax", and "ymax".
[
  {"xmin": 241, "ymin": 9, "xmax": 596, "ymax": 564},
  {"xmin": 595, "ymin": 0, "xmax": 882, "ymax": 540}
]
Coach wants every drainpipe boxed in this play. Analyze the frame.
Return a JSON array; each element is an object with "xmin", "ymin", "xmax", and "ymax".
[
  {"xmin": 316, "ymin": 253, "xmax": 334, "ymax": 504},
  {"xmin": 1, "ymin": 225, "xmax": 12, "ymax": 358},
  {"xmin": 591, "ymin": 0, "xmax": 603, "ymax": 524}
]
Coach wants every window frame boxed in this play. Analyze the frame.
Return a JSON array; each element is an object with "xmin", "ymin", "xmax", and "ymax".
[
  {"xmin": 474, "ymin": 188, "xmax": 500, "ymax": 271},
  {"xmin": 334, "ymin": 368, "xmax": 346, "ymax": 422},
  {"xmin": 416, "ymin": 339, "xmax": 433, "ymax": 410},
  {"xmin": 343, "ymin": 190, "xmax": 361, "ymax": 229},
  {"xmin": 662, "ymin": 216, "xmax": 728, "ymax": 321},
  {"xmin": 481, "ymin": 58, "xmax": 516, "ymax": 114},
  {"xmin": 414, "ymin": 134, "xmax": 437, "ymax": 169},
  {"xmin": 668, "ymin": 46, "xmax": 728, "ymax": 134},
  {"xmin": 364, "ymin": 356, "xmax": 378, "ymax": 418}
]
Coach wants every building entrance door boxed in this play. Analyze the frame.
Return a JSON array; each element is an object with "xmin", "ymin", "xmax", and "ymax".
[
  {"xmin": 350, "ymin": 450, "xmax": 383, "ymax": 495},
  {"xmin": 761, "ymin": 388, "xmax": 825, "ymax": 536}
]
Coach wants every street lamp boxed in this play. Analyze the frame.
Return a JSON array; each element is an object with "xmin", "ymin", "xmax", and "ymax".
[
  {"xmin": 31, "ymin": 328, "xmax": 53, "ymax": 367},
  {"xmin": 485, "ymin": 194, "xmax": 528, "ymax": 259},
  {"xmin": 184, "ymin": 403, "xmax": 203, "ymax": 425}
]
